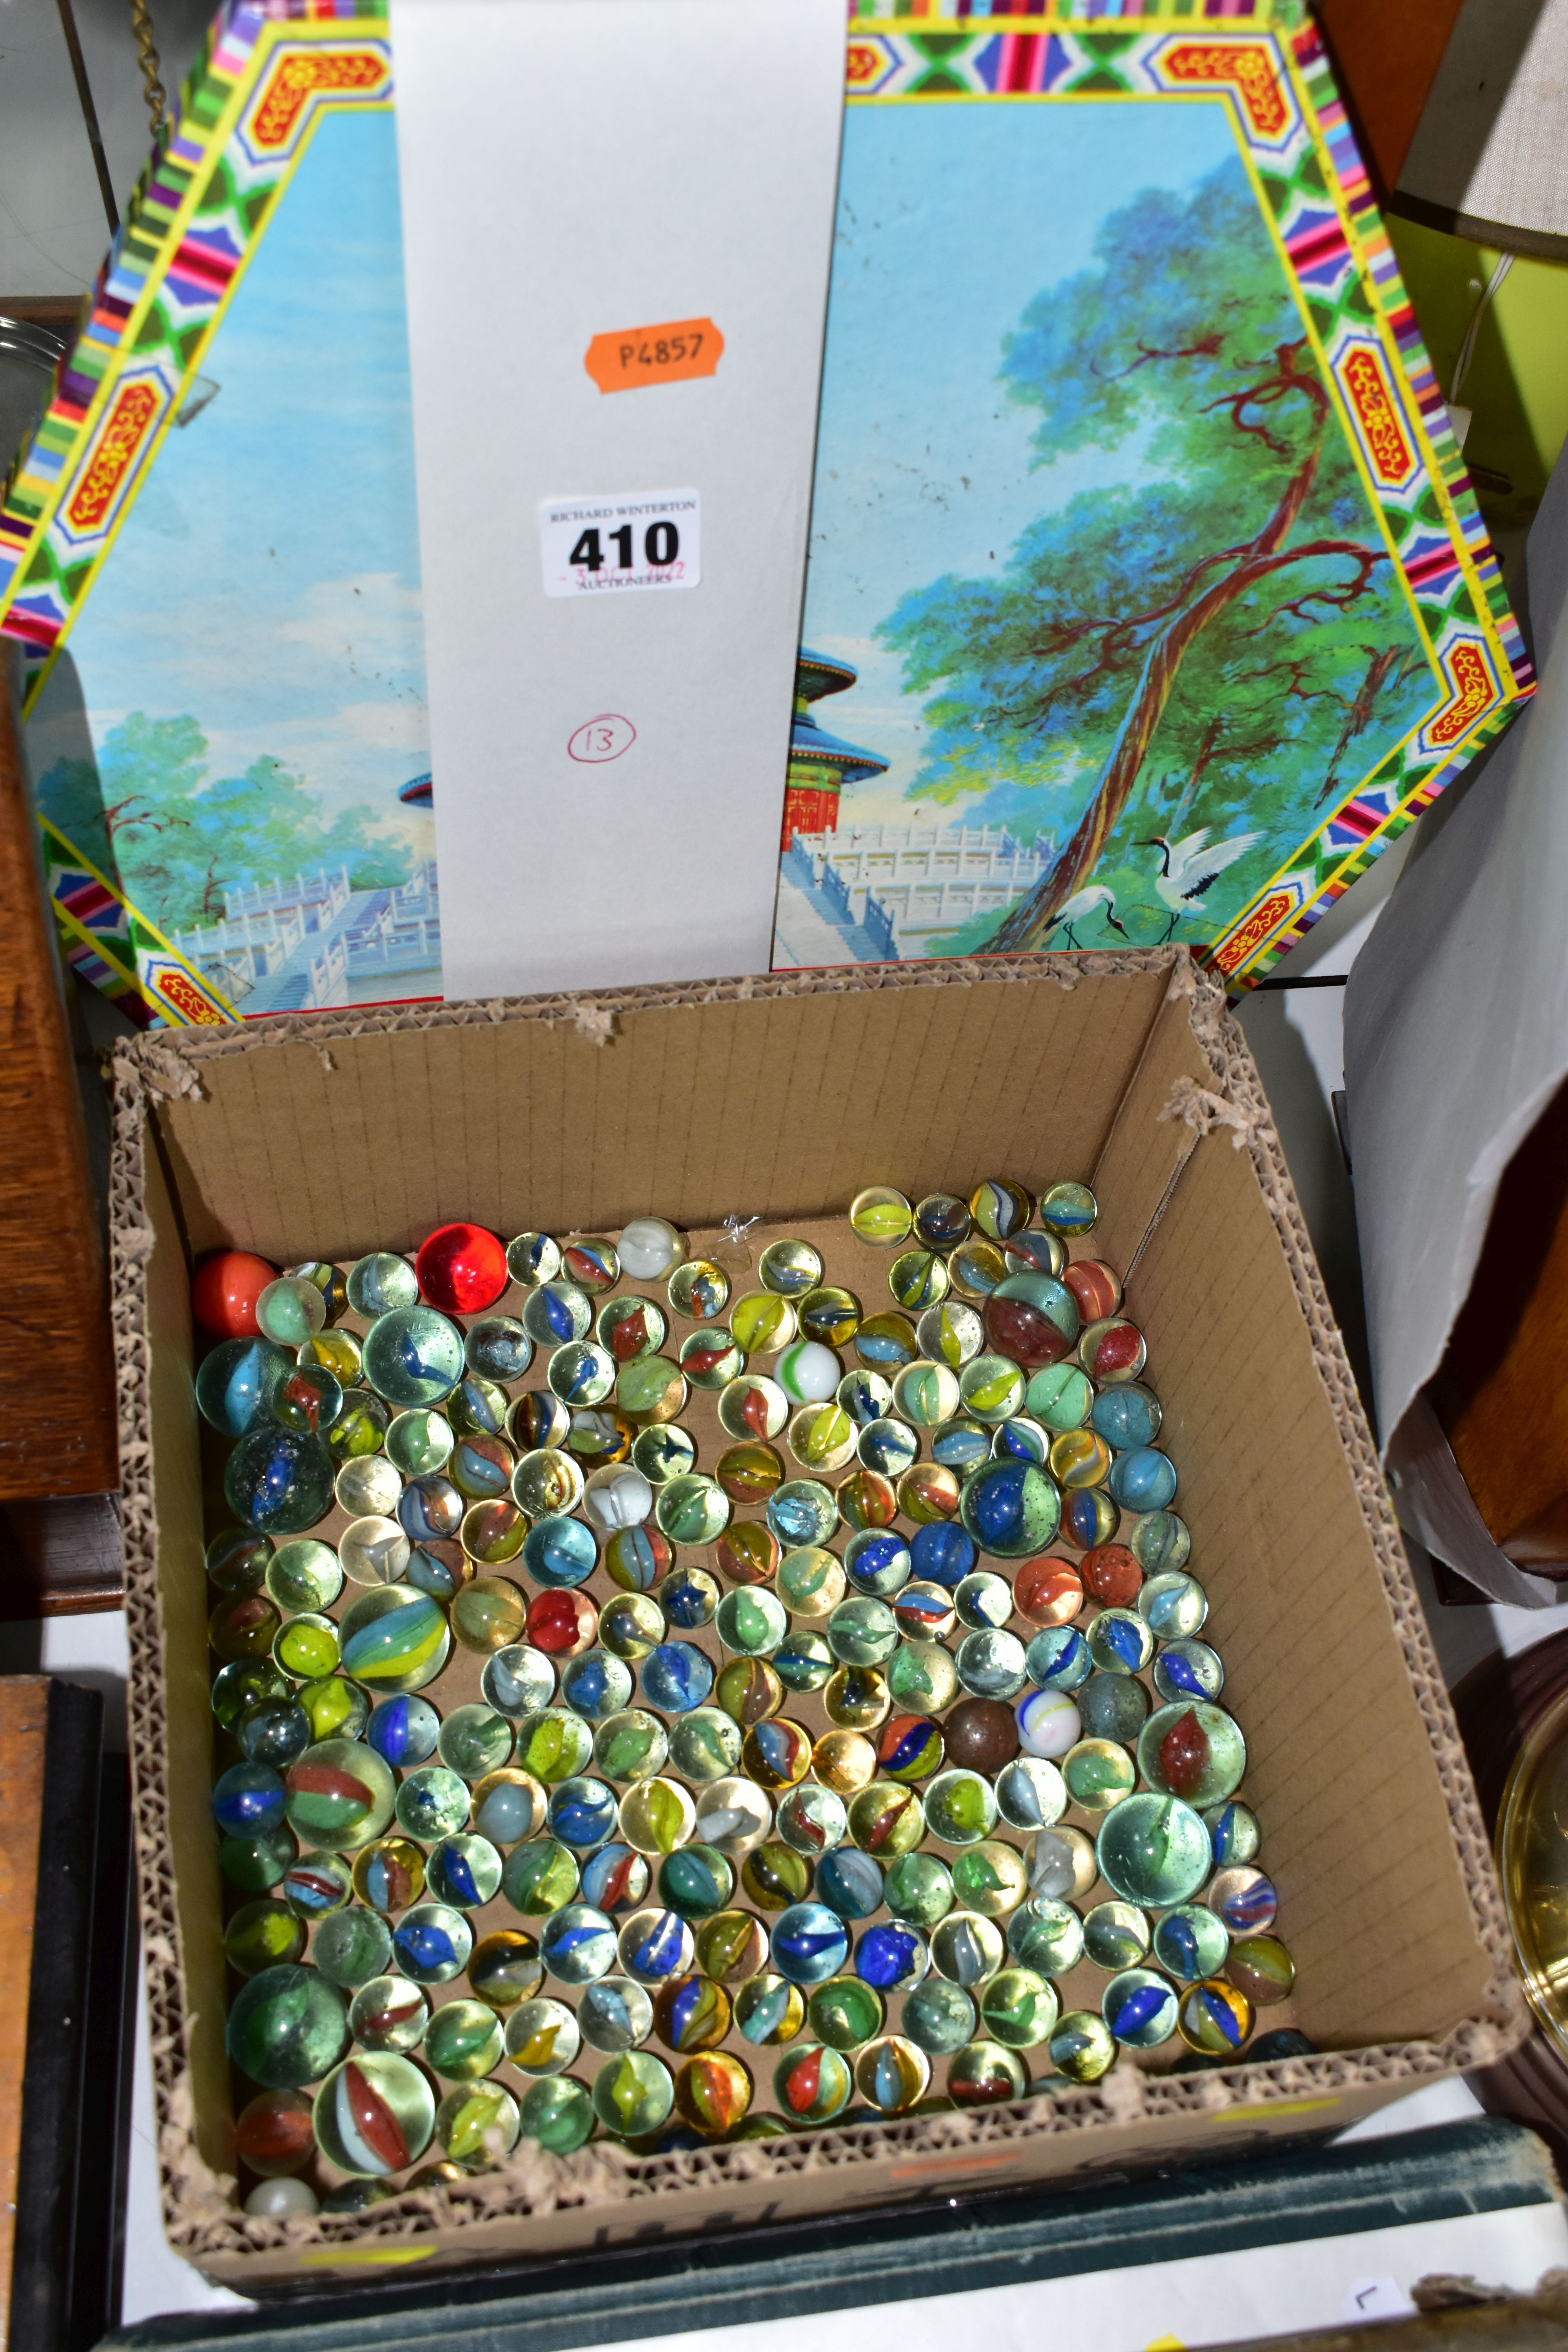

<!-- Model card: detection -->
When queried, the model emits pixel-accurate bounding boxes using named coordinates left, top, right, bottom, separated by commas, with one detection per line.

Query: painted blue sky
left=801, top=93, right=1242, bottom=832
left=27, top=106, right=432, bottom=858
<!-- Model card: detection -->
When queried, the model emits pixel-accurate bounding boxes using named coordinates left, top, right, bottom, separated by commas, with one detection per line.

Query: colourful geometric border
left=0, top=0, right=394, bottom=1025
left=0, top=0, right=1531, bottom=1015
left=837, top=6, right=1532, bottom=990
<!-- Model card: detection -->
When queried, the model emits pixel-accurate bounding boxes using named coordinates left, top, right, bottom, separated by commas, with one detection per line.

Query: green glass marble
left=361, top=1304, right=465, bottom=1407
left=950, top=1840, right=1028, bottom=1918
left=667, top=1708, right=742, bottom=1783
left=595, top=1709, right=670, bottom=1785
left=297, top=1674, right=371, bottom=1742
left=884, top=1851, right=955, bottom=1929
left=285, top=1740, right=396, bottom=1853
left=272, top=1611, right=341, bottom=1682
left=385, top=1408, right=454, bottom=1477
left=501, top=1838, right=580, bottom=1916
left=618, top=1357, right=689, bottom=1422
left=826, top=1597, right=898, bottom=1668
left=619, top=1777, right=697, bottom=1858
left=220, top=1826, right=296, bottom=1893
left=1227, top=1934, right=1295, bottom=2007
left=394, top=1766, right=471, bottom=1841
left=1128, top=1508, right=1191, bottom=1575
left=922, top=1769, right=998, bottom=1847
left=437, top=1703, right=514, bottom=1782
left=436, top=2080, right=520, bottom=2167
left=1024, top=1362, right=1094, bottom=1431
left=654, top=1473, right=730, bottom=1546
left=958, top=1354, right=1027, bottom=1426
left=774, top=1627, right=836, bottom=1695
left=266, top=1540, right=343, bottom=1615
left=741, top=1842, right=812, bottom=1912
left=514, top=1708, right=594, bottom=1784
left=1096, top=1792, right=1211, bottom=1907
left=592, top=2051, right=674, bottom=2138
left=1081, top=1901, right=1151, bottom=1971
left=237, top=1696, right=312, bottom=1771
left=327, top=1389, right=393, bottom=1465
left=1138, top=1570, right=1209, bottom=1642
left=733, top=1973, right=805, bottom=2047
left=886, top=1641, right=960, bottom=1717
left=209, top=1592, right=282, bottom=1664
left=979, top=1968, right=1058, bottom=2050
left=599, top=1594, right=664, bottom=1662
left=225, top=1899, right=306, bottom=1977
left=1049, top=2009, right=1117, bottom=2083
left=313, top=2051, right=435, bottom=2175
left=339, top=1584, right=450, bottom=1693
left=226, top=1962, right=348, bottom=2089
left=717, top=1586, right=787, bottom=1658
left=1061, top=1739, right=1137, bottom=1814
left=517, top=2075, right=594, bottom=2153
left=1076, top=1672, right=1150, bottom=1747
left=656, top=1843, right=734, bottom=1922
left=424, top=1998, right=505, bottom=2080
left=808, top=1975, right=883, bottom=2051
left=312, top=1904, right=394, bottom=1988
left=902, top=1978, right=977, bottom=2057
left=1007, top=1896, right=1085, bottom=1977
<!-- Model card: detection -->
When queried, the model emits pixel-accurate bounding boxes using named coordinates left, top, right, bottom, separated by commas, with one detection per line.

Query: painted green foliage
left=879, top=164, right=1432, bottom=949
left=38, top=714, right=414, bottom=933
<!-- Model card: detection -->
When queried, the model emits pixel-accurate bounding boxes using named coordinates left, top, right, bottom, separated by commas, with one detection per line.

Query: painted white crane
left=1138, top=829, right=1262, bottom=941
left=1041, top=884, right=1128, bottom=949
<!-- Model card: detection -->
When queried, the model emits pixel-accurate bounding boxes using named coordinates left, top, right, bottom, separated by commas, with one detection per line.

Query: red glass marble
left=1014, top=1556, right=1084, bottom=1627
left=1062, top=1259, right=1122, bottom=1323
left=1081, top=1544, right=1142, bottom=1608
left=234, top=2087, right=314, bottom=2176
left=192, top=1250, right=278, bottom=1339
left=526, top=1588, right=598, bottom=1657
left=1155, top=1706, right=1211, bottom=1799
left=416, top=1223, right=509, bottom=1315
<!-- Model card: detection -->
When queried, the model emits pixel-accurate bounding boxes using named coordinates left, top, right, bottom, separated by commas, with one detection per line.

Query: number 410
left=570, top=521, right=680, bottom=571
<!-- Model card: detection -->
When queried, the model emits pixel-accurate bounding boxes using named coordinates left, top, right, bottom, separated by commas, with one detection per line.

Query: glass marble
left=709, top=1528, right=777, bottom=1597
left=843, top=1530, right=911, bottom=1602
left=1024, top=1363, right=1094, bottom=1434
left=798, top=1287, right=859, bottom=1348
left=952, top=1571, right=1011, bottom=1634
left=1076, top=1673, right=1150, bottom=1749
left=922, top=1769, right=997, bottom=1848
left=1126, top=1507, right=1191, bottom=1576
left=226, top=1962, right=348, bottom=2089
left=1078, top=1317, right=1147, bottom=1386
left=254, top=1275, right=327, bottom=1351
left=776, top=1782, right=848, bottom=1856
left=1152, top=1903, right=1230, bottom=1983
left=692, top=1777, right=772, bottom=1856
left=287, top=1844, right=355, bottom=1919
left=887, top=1360, right=956, bottom=1431
left=967, top=1178, right=1031, bottom=1243
left=742, top=1842, right=812, bottom=1915
left=224, top=1898, right=306, bottom=1976
left=305, top=1678, right=376, bottom=1749
left=1107, top=1445, right=1178, bottom=1514
left=1027, top=1824, right=1098, bottom=1902
left=218, top=1825, right=296, bottom=1894
left=447, top=1574, right=526, bottom=1652
left=1082, top=1901, right=1151, bottom=1971
left=777, top=1549, right=844, bottom=1623
left=580, top=1844, right=652, bottom=1915
left=396, top=1473, right=461, bottom=1544
left=1005, top=1230, right=1068, bottom=1280
left=270, top=1360, right=345, bottom=1442
left=312, top=2051, right=434, bottom=2177
left=422, top=1998, right=505, bottom=2082
left=595, top=2049, right=678, bottom=2139
left=734, top=1974, right=806, bottom=2047
left=526, top=1589, right=598, bottom=1659
left=1049, top=2009, right=1116, bottom=2083
left=1063, top=1488, right=1120, bottom=1551
left=1049, top=1430, right=1114, bottom=1491
left=380, top=1411, right=452, bottom=1485
left=657, top=1843, right=735, bottom=1922
left=742, top=1718, right=812, bottom=1792
left=854, top=1422, right=918, bottom=1485
left=234, top=2086, right=316, bottom=2178
left=787, top=1403, right=857, bottom=1474
left=853, top=1313, right=919, bottom=1373
left=715, top=1444, right=783, bottom=1509
left=1207, top=1865, right=1277, bottom=1936
left=891, top=1583, right=956, bottom=1644
left=501, top=1838, right=579, bottom=1918
left=1096, top=1791, right=1210, bottom=1906
left=517, top=2075, right=594, bottom=2153
left=845, top=1780, right=924, bottom=1858
left=653, top=1971, right=733, bottom=2052
left=951, top=1840, right=1028, bottom=1919
left=898, top=1464, right=962, bottom=1526
left=837, top=1368, right=895, bottom=1427
left=1204, top=1800, right=1260, bottom=1868
left=668, top=1259, right=729, bottom=1320
left=512, top=1707, right=594, bottom=1785
left=761, top=1478, right=833, bottom=1549
left=346, top=1250, right=419, bottom=1319
left=426, top=1831, right=505, bottom=1909
left=361, top=1305, right=466, bottom=1410
left=501, top=1994, right=582, bottom=2076
left=826, top=1597, right=898, bottom=1668
left=979, top=1970, right=1058, bottom=2052
left=1011, top=1562, right=1082, bottom=1634
left=995, top=1757, right=1068, bottom=1833
left=449, top=1373, right=511, bottom=1441
left=959, top=1459, right=1061, bottom=1559
left=207, top=1528, right=274, bottom=1601
left=509, top=1448, right=585, bottom=1522
left=1153, top=1639, right=1224, bottom=1706
left=619, top=1217, right=682, bottom=1280
left=599, top=1526, right=671, bottom=1596
left=519, top=1279, right=592, bottom=1351
left=760, top=1238, right=824, bottom=1296
left=596, top=1593, right=662, bottom=1662
left=806, top=1975, right=884, bottom=2058
left=888, top=1250, right=949, bottom=1315
left=508, top=1392, right=571, bottom=1453
left=854, top=1922, right=928, bottom=1994
left=537, top=1900, right=619, bottom=1985
left=726, top=1291, right=793, bottom=1358
left=223, top=1425, right=336, bottom=1538
left=213, top=1760, right=287, bottom=1838
left=560, top=1648, right=634, bottom=1724
left=1138, top=1702, right=1247, bottom=1807
left=903, top=1525, right=972, bottom=1595
left=1089, top=1381, right=1161, bottom=1452
left=1035, top=1181, right=1096, bottom=1237
left=285, top=1740, right=395, bottom=1853
left=1136, top=1574, right=1208, bottom=1648
left=472, top=1767, right=548, bottom=1847
left=955, top=1629, right=1028, bottom=1701
left=350, top=1837, right=426, bottom=1913
left=558, top=1236, right=619, bottom=1296
left=1085, top=1608, right=1154, bottom=1677
left=655, top=1473, right=730, bottom=1546
left=312, top=1905, right=394, bottom=1989
left=1178, top=1976, right=1253, bottom=2056
left=1226, top=1933, right=1294, bottom=2005
left=403, top=1541, right=469, bottom=1604
left=395, top=1766, right=471, bottom=1842
left=774, top=2040, right=853, bottom=2123
left=912, top=1303, right=981, bottom=1375
left=436, top=2080, right=521, bottom=2166
left=877, top=1712, right=944, bottom=1782
left=983, top=1276, right=1079, bottom=1374
left=766, top=1901, right=846, bottom=1987
left=680, top=1326, right=744, bottom=1390
left=272, top=1612, right=341, bottom=1682
left=1061, top=1739, right=1136, bottom=1814
left=619, top=1907, right=698, bottom=1985
left=450, top=1433, right=518, bottom=1505
left=823, top=1664, right=889, bottom=1732
left=238, top=1695, right=313, bottom=1772
left=637, top=1642, right=713, bottom=1716
left=886, top=1641, right=960, bottom=1717
left=547, top=1339, right=618, bottom=1407
left=929, top=1911, right=1005, bottom=1988
left=515, top=1517, right=595, bottom=1596
left=339, top=1583, right=450, bottom=1693
left=995, top=1416, right=1052, bottom=1466
left=333, top=1516, right=408, bottom=1591
left=579, top=1974, right=656, bottom=2053
left=1007, top=1896, right=1084, bottom=1978
left=668, top=1709, right=742, bottom=1783
left=475, top=1644, right=553, bottom=1722
left=619, top=1776, right=697, bottom=1858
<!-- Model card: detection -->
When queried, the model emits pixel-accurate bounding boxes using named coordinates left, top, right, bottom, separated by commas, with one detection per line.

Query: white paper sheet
left=390, top=0, right=845, bottom=998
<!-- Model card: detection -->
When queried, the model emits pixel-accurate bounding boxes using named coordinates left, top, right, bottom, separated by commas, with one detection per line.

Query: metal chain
left=128, top=0, right=166, bottom=131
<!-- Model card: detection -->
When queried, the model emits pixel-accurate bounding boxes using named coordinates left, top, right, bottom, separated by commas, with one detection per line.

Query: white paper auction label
left=539, top=488, right=700, bottom=598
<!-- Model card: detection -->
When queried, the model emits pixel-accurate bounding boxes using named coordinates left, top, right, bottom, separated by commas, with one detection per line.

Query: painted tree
left=879, top=163, right=1424, bottom=949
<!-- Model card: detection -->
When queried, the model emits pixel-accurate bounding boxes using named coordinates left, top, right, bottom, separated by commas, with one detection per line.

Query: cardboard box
left=110, top=949, right=1523, bottom=2288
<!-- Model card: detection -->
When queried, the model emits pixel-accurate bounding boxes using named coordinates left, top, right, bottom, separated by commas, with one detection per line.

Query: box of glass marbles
left=105, top=949, right=1523, bottom=2287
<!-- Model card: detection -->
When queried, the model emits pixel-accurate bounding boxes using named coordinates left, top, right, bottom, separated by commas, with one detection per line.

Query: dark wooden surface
left=1315, top=0, right=1468, bottom=203
left=0, top=648, right=118, bottom=1508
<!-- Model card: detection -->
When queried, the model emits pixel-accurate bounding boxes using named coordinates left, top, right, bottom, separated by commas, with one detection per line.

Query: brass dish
left=1497, top=1679, right=1568, bottom=2056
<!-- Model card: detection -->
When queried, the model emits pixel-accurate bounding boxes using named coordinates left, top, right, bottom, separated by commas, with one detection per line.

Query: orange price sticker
left=584, top=317, right=724, bottom=394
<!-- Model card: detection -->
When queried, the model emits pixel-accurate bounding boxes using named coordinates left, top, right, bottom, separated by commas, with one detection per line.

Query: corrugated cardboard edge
left=106, top=951, right=1526, bottom=2267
